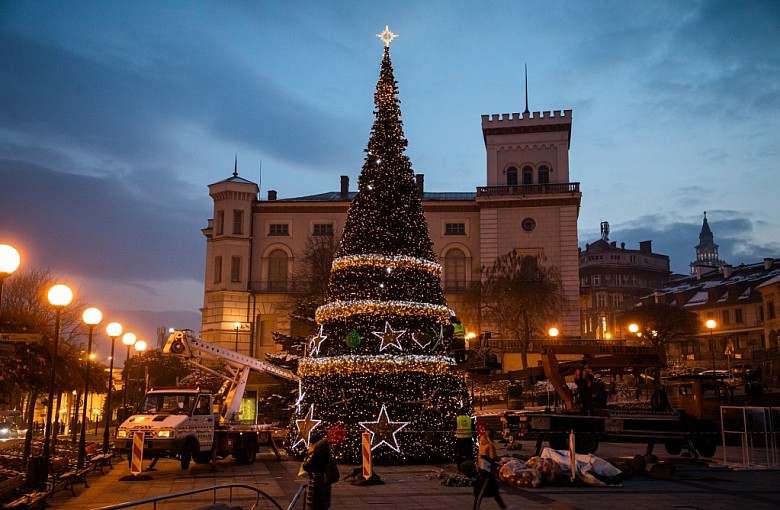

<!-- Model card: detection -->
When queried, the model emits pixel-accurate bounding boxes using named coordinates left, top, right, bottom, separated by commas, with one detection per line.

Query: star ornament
left=308, top=325, right=327, bottom=355
left=373, top=321, right=406, bottom=351
left=294, top=404, right=321, bottom=448
left=359, top=404, right=409, bottom=452
left=376, top=25, right=398, bottom=47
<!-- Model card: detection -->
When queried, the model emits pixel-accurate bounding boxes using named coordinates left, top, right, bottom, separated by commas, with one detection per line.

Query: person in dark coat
left=302, top=432, right=333, bottom=510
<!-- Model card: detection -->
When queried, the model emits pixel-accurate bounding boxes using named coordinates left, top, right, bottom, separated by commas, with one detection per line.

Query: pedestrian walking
left=301, top=432, right=335, bottom=510
left=473, top=422, right=513, bottom=510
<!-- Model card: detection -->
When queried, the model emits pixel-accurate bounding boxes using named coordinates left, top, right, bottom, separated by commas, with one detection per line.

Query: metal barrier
left=93, top=483, right=300, bottom=510
left=719, top=406, right=779, bottom=469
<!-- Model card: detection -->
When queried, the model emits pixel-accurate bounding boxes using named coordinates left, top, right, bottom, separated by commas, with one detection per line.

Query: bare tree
left=620, top=302, right=700, bottom=365
left=476, top=251, right=568, bottom=369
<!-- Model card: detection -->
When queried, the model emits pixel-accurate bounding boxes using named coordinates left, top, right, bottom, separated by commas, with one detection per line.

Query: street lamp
left=43, top=283, right=73, bottom=482
left=0, top=244, right=21, bottom=313
left=131, top=339, right=147, bottom=405
left=121, top=332, right=137, bottom=414
left=234, top=322, right=241, bottom=351
left=77, top=307, right=101, bottom=468
left=706, top=319, right=717, bottom=372
left=103, top=322, right=122, bottom=452
left=548, top=327, right=559, bottom=340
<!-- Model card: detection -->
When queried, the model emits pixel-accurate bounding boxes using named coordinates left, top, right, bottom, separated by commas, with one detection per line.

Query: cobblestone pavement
left=40, top=439, right=780, bottom=510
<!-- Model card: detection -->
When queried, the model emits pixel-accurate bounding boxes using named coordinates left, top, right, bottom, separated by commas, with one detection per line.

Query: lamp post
left=121, top=333, right=137, bottom=412
left=43, top=283, right=73, bottom=482
left=234, top=322, right=241, bottom=352
left=130, top=339, right=147, bottom=406
left=103, top=322, right=122, bottom=452
left=706, top=319, right=717, bottom=372
left=0, top=244, right=21, bottom=313
left=77, top=307, right=101, bottom=468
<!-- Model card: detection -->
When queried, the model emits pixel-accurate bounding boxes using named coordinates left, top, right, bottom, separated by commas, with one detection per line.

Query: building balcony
left=476, top=182, right=580, bottom=197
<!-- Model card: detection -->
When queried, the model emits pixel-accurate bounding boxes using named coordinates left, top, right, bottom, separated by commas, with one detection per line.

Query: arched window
left=538, top=165, right=550, bottom=184
left=522, top=166, right=533, bottom=185
left=444, top=249, right=467, bottom=292
left=506, top=166, right=518, bottom=186
left=267, top=249, right=288, bottom=292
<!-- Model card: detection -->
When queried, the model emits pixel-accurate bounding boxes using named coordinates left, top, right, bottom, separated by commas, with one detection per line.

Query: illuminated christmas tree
left=286, top=27, right=470, bottom=464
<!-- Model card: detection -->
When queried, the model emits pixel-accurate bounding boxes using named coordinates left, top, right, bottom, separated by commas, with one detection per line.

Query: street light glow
left=0, top=244, right=21, bottom=275
left=706, top=319, right=716, bottom=330
left=122, top=332, right=137, bottom=347
left=134, top=339, right=147, bottom=352
left=106, top=322, right=123, bottom=338
left=47, top=284, right=73, bottom=307
left=548, top=327, right=559, bottom=338
left=82, top=307, right=102, bottom=326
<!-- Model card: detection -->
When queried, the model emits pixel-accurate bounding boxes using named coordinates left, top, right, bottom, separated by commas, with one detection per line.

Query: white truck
left=116, top=330, right=298, bottom=469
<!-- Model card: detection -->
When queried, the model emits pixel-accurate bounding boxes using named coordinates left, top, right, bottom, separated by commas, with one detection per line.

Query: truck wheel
left=664, top=440, right=684, bottom=456
left=575, top=433, right=599, bottom=454
left=693, top=436, right=717, bottom=458
left=180, top=440, right=196, bottom=470
left=193, top=450, right=213, bottom=464
left=236, top=437, right=258, bottom=465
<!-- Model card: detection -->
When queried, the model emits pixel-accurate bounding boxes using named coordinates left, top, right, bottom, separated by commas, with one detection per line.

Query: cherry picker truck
left=116, top=330, right=299, bottom=469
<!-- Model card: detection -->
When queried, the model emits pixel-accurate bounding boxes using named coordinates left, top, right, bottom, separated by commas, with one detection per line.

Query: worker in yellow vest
left=455, top=406, right=473, bottom=471
left=451, top=316, right=467, bottom=364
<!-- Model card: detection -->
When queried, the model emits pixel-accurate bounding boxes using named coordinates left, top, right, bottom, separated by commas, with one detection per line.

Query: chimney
left=416, top=174, right=424, bottom=195
left=764, top=258, right=774, bottom=270
left=639, top=240, right=652, bottom=253
left=723, top=264, right=732, bottom=279
left=340, top=175, right=349, bottom=196
left=267, top=190, right=277, bottom=201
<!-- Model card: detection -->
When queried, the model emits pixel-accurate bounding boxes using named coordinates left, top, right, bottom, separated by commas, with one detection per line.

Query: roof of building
left=645, top=259, right=780, bottom=309
left=275, top=191, right=477, bottom=202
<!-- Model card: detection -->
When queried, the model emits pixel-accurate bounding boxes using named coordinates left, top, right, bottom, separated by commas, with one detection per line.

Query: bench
left=49, top=457, right=89, bottom=497
left=0, top=488, right=49, bottom=510
left=87, top=452, right=114, bottom=475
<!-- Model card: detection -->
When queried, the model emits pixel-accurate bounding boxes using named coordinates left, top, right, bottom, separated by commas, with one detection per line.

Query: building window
left=444, top=249, right=467, bottom=291
left=232, top=210, right=243, bottom=235
left=596, top=293, right=607, bottom=308
left=770, top=302, right=776, bottom=319
left=269, top=224, right=289, bottom=236
left=538, top=165, right=550, bottom=184
left=445, top=223, right=466, bottom=235
left=216, top=210, right=224, bottom=235
left=267, top=249, right=288, bottom=292
left=735, top=308, right=743, bottom=324
left=522, top=166, right=533, bottom=185
left=506, top=166, right=518, bottom=186
left=592, top=274, right=601, bottom=286
left=213, top=256, right=222, bottom=284
left=521, top=217, right=536, bottom=232
left=721, top=309, right=730, bottom=325
left=612, top=293, right=623, bottom=307
left=230, top=256, right=241, bottom=283
left=313, top=223, right=334, bottom=236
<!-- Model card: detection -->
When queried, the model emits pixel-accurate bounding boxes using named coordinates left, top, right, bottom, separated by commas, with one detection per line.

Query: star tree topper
left=359, top=404, right=409, bottom=452
left=376, top=25, right=398, bottom=47
left=373, top=321, right=406, bottom=351
left=294, top=404, right=321, bottom=448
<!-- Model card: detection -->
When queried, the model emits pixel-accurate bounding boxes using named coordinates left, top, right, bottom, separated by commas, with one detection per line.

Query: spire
left=233, top=155, right=238, bottom=177
left=523, top=63, right=530, bottom=115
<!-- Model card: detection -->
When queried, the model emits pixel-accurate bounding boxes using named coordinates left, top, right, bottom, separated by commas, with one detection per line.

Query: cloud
left=0, top=159, right=205, bottom=281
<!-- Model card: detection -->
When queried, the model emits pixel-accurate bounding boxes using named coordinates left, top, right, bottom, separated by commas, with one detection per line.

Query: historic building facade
left=579, top=221, right=671, bottom=340
left=200, top=109, right=582, bottom=371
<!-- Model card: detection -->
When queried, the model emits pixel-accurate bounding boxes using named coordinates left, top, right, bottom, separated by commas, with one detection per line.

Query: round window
left=521, top=218, right=536, bottom=232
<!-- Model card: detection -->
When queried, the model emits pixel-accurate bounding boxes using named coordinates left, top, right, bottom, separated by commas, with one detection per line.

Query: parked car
left=0, top=422, right=19, bottom=439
